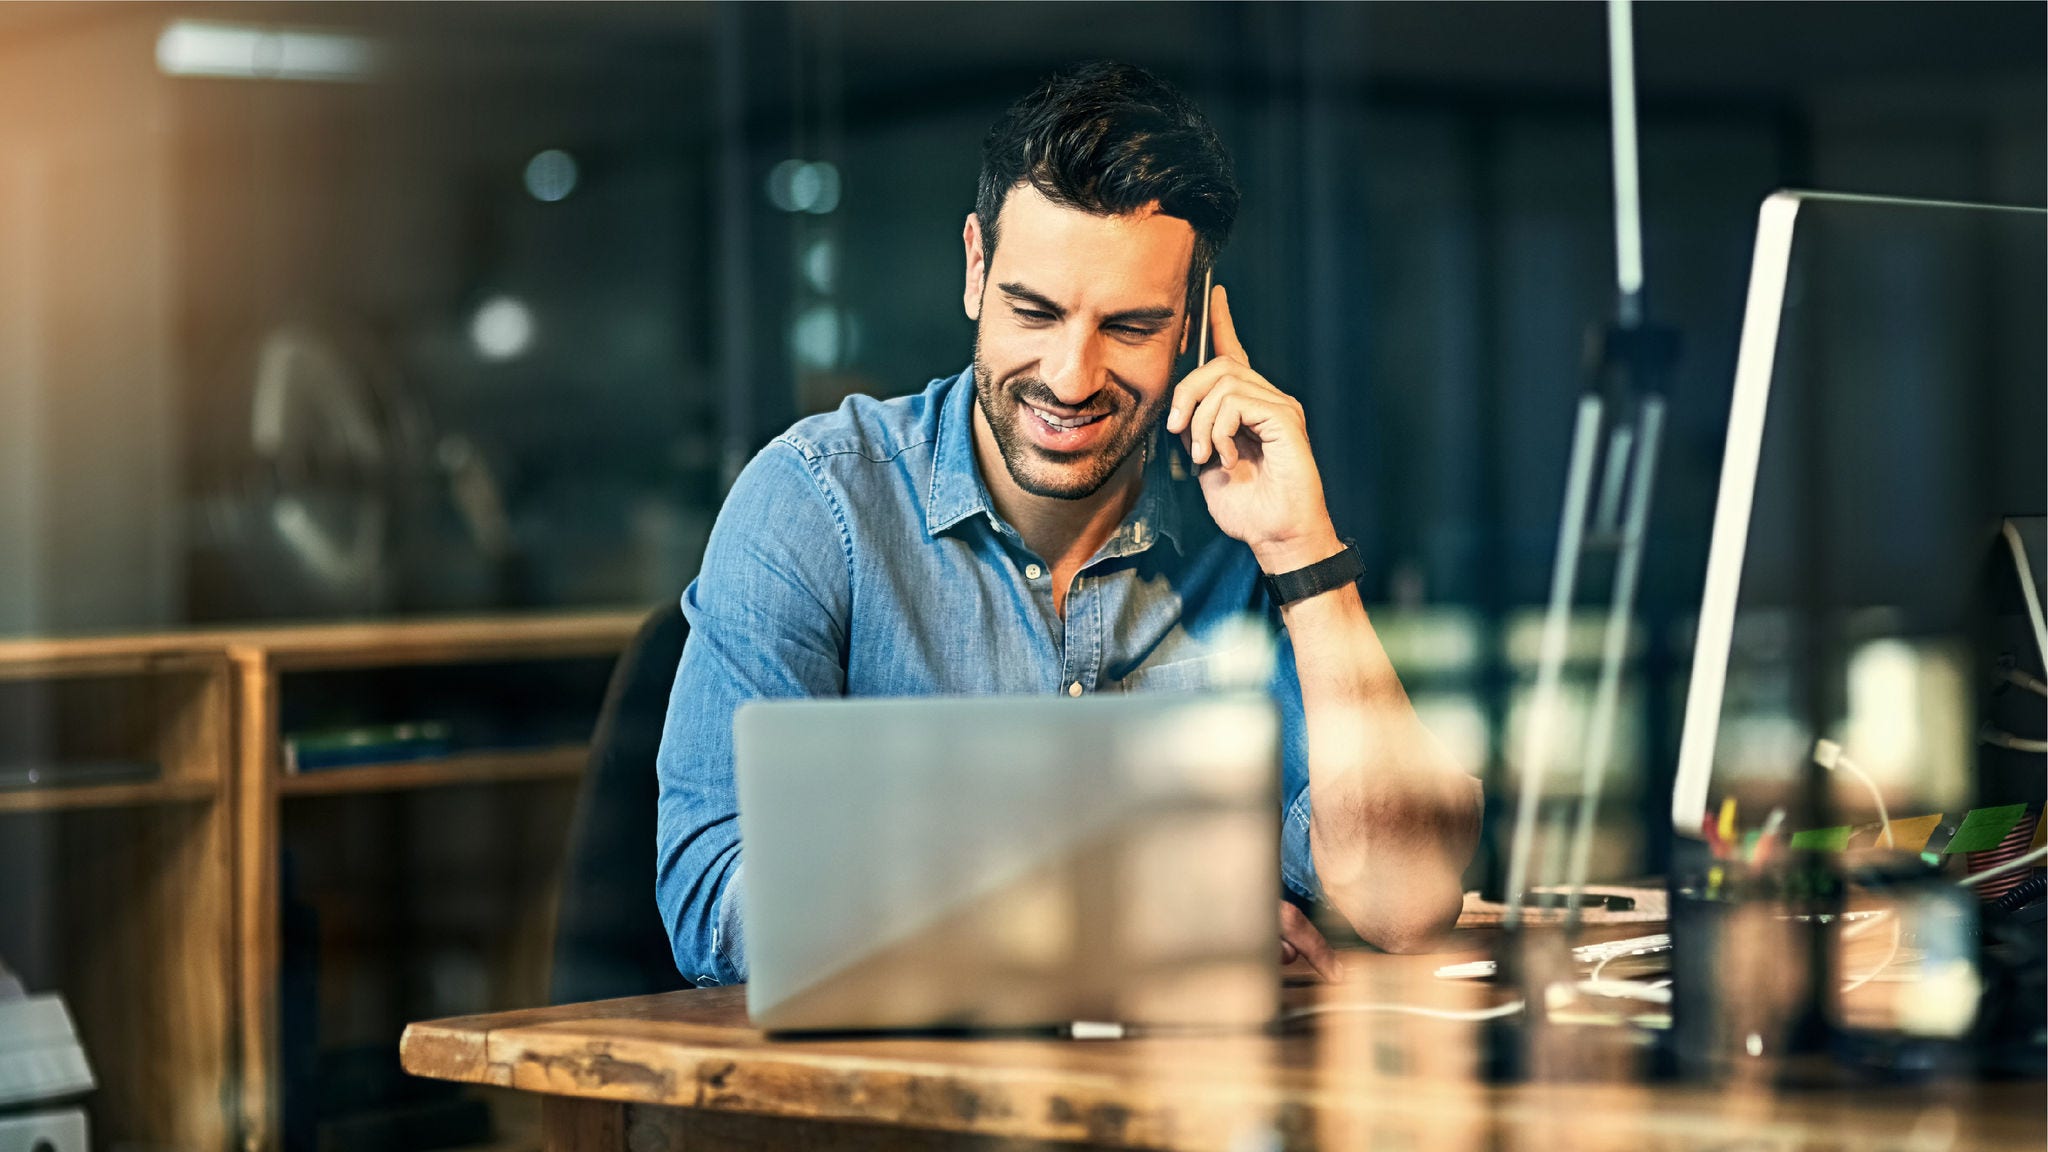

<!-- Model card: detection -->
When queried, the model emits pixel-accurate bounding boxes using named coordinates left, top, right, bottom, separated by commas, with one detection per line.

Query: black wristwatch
left=1262, top=540, right=1364, bottom=607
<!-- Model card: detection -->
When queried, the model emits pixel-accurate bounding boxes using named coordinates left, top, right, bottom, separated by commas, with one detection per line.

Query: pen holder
left=1668, top=838, right=1842, bottom=1084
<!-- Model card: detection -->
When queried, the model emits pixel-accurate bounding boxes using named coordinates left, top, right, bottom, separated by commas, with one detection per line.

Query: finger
left=1214, top=392, right=1303, bottom=469
left=1213, top=397, right=1243, bottom=468
left=1210, top=284, right=1250, bottom=368
left=1279, top=939, right=1300, bottom=965
left=1166, top=356, right=1237, bottom=435
left=1280, top=903, right=1346, bottom=984
left=1185, top=376, right=1238, bottom=466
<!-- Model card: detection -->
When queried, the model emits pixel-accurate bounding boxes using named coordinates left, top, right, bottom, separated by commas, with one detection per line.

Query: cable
left=1959, top=845, right=2048, bottom=889
left=1279, top=999, right=1527, bottom=1024
left=1812, top=739, right=1892, bottom=847
left=2000, top=666, right=2048, bottom=698
left=1980, top=726, right=2048, bottom=754
left=1575, top=979, right=1671, bottom=1005
left=1992, top=872, right=2047, bottom=914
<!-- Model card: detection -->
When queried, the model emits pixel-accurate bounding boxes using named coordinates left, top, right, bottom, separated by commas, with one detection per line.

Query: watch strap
left=1262, top=540, right=1364, bottom=607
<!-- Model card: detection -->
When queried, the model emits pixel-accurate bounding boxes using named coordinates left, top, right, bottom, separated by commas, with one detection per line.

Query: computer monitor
left=1674, top=192, right=2047, bottom=835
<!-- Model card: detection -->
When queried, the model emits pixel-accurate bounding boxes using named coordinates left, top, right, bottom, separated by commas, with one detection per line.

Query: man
left=657, top=61, right=1481, bottom=989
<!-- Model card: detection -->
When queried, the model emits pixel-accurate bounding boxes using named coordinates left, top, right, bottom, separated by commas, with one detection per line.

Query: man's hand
left=1279, top=899, right=1345, bottom=983
left=1165, top=284, right=1341, bottom=574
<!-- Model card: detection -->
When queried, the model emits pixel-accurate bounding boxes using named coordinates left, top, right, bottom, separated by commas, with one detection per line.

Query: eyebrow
left=997, top=282, right=1176, bottom=328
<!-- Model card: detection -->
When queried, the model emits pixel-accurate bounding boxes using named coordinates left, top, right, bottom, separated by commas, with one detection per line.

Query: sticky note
left=1882, top=813, right=1944, bottom=853
left=1790, top=826, right=1853, bottom=851
left=1944, top=804, right=2029, bottom=854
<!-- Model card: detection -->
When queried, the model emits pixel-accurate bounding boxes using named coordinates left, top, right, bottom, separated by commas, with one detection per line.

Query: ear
left=962, top=213, right=987, bottom=322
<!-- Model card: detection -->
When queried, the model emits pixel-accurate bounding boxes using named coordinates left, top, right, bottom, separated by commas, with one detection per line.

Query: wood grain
left=0, top=776, right=216, bottom=813
left=403, top=948, right=2048, bottom=1152
left=0, top=609, right=644, bottom=672
left=234, top=654, right=281, bottom=1152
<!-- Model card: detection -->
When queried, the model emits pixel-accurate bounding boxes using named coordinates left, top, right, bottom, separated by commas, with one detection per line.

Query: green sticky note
left=1944, top=804, right=2029, bottom=854
left=1790, top=826, right=1853, bottom=851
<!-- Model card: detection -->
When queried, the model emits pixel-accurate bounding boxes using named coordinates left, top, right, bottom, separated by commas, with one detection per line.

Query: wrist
left=1252, top=526, right=1344, bottom=575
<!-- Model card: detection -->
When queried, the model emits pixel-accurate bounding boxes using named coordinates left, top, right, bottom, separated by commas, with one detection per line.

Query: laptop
left=734, top=692, right=1281, bottom=1033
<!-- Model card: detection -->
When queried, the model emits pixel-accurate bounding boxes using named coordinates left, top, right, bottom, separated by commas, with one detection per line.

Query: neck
left=970, top=399, right=1144, bottom=573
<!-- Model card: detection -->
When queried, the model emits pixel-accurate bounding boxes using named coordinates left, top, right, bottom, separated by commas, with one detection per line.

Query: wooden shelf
left=275, top=745, right=588, bottom=797
left=0, top=776, right=217, bottom=814
left=0, top=608, right=644, bottom=676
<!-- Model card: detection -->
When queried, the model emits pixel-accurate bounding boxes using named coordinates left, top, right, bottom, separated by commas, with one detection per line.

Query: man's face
left=965, top=185, right=1195, bottom=500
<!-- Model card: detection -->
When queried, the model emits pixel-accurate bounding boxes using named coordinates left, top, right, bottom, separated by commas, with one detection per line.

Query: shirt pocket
left=1117, top=656, right=1214, bottom=694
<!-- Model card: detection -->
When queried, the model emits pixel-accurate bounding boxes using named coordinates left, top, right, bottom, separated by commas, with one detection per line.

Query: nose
left=1041, top=327, right=1106, bottom=408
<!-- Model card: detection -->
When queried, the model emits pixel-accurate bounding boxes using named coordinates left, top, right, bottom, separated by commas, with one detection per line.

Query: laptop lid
left=735, top=692, right=1280, bottom=1032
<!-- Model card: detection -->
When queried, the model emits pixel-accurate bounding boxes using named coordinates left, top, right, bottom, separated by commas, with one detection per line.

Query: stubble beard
left=971, top=336, right=1168, bottom=502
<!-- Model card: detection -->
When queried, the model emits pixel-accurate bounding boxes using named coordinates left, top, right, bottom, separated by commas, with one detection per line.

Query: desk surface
left=401, top=935, right=2045, bottom=1151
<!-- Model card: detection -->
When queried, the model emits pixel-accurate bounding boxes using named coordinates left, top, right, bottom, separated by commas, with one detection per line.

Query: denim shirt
left=655, top=367, right=1322, bottom=986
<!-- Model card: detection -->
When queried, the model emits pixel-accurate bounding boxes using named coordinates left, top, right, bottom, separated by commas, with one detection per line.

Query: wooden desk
left=400, top=938, right=2046, bottom=1151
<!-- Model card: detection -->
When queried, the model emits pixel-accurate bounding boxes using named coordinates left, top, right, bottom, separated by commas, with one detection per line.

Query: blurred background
left=3, top=0, right=2041, bottom=857
left=0, top=4, right=2041, bottom=1149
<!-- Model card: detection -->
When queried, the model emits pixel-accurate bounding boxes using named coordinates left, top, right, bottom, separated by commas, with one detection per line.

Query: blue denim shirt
left=656, top=367, right=1322, bottom=986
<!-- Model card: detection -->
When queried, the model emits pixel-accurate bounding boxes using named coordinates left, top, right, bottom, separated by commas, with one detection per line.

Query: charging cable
left=1812, top=739, right=1892, bottom=847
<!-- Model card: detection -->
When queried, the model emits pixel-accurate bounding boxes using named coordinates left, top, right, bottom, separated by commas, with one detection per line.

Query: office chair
left=549, top=599, right=690, bottom=1004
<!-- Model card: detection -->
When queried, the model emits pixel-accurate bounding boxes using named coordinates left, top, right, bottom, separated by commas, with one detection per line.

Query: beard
left=971, top=337, right=1169, bottom=502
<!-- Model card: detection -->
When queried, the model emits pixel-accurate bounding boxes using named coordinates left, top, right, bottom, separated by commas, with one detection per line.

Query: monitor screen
left=1675, top=193, right=2046, bottom=835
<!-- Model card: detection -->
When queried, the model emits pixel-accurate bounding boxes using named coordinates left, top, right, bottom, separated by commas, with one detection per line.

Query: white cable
left=1575, top=979, right=1672, bottom=1005
left=1958, top=845, right=2048, bottom=889
left=1813, top=739, right=1892, bottom=847
left=1981, top=727, right=2048, bottom=754
left=1590, top=950, right=1618, bottom=983
left=2001, top=667, right=2048, bottom=697
left=1280, top=999, right=1526, bottom=1024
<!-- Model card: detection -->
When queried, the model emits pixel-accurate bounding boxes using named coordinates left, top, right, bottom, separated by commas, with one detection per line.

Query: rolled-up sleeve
left=656, top=438, right=850, bottom=985
left=1270, top=627, right=1324, bottom=905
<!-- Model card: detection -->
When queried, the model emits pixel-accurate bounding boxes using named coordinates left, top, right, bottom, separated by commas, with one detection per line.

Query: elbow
left=1320, top=772, right=1483, bottom=954
left=1360, top=875, right=1467, bottom=954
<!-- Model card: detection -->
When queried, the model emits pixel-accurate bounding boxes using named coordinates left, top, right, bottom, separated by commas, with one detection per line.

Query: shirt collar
left=924, top=366, right=997, bottom=538
left=924, top=366, right=1186, bottom=558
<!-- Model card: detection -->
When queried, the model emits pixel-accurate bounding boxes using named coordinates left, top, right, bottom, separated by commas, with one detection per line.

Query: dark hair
left=976, top=61, right=1239, bottom=318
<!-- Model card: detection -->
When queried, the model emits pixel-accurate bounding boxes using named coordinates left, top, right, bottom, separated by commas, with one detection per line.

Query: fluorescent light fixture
left=156, top=19, right=380, bottom=81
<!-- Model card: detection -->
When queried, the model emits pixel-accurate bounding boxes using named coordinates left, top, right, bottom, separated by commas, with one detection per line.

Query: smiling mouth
left=1024, top=403, right=1110, bottom=431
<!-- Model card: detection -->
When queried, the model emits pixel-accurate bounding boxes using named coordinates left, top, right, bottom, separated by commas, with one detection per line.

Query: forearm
left=1262, top=534, right=1482, bottom=952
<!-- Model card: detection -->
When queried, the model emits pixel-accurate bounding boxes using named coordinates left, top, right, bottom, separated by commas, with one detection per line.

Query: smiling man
left=656, top=61, right=1481, bottom=988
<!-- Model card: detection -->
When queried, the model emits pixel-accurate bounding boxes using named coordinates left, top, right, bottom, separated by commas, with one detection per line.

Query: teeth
left=1028, top=405, right=1105, bottom=430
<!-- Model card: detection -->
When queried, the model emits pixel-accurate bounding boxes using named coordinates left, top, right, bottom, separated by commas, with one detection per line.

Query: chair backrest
left=550, top=599, right=689, bottom=1004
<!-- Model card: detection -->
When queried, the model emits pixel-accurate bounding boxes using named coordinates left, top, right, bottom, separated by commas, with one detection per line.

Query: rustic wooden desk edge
left=400, top=987, right=2048, bottom=1152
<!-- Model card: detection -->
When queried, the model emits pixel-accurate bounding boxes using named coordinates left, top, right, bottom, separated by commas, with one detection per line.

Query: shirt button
left=1068, top=681, right=1083, bottom=697
left=1025, top=563, right=1043, bottom=579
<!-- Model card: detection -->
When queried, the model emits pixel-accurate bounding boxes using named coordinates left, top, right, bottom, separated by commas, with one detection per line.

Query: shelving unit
left=0, top=610, right=645, bottom=1152
left=225, top=612, right=642, bottom=1152
left=0, top=640, right=236, bottom=1152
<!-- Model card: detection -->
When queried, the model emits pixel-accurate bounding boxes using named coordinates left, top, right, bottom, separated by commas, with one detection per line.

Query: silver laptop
left=734, top=692, right=1281, bottom=1033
